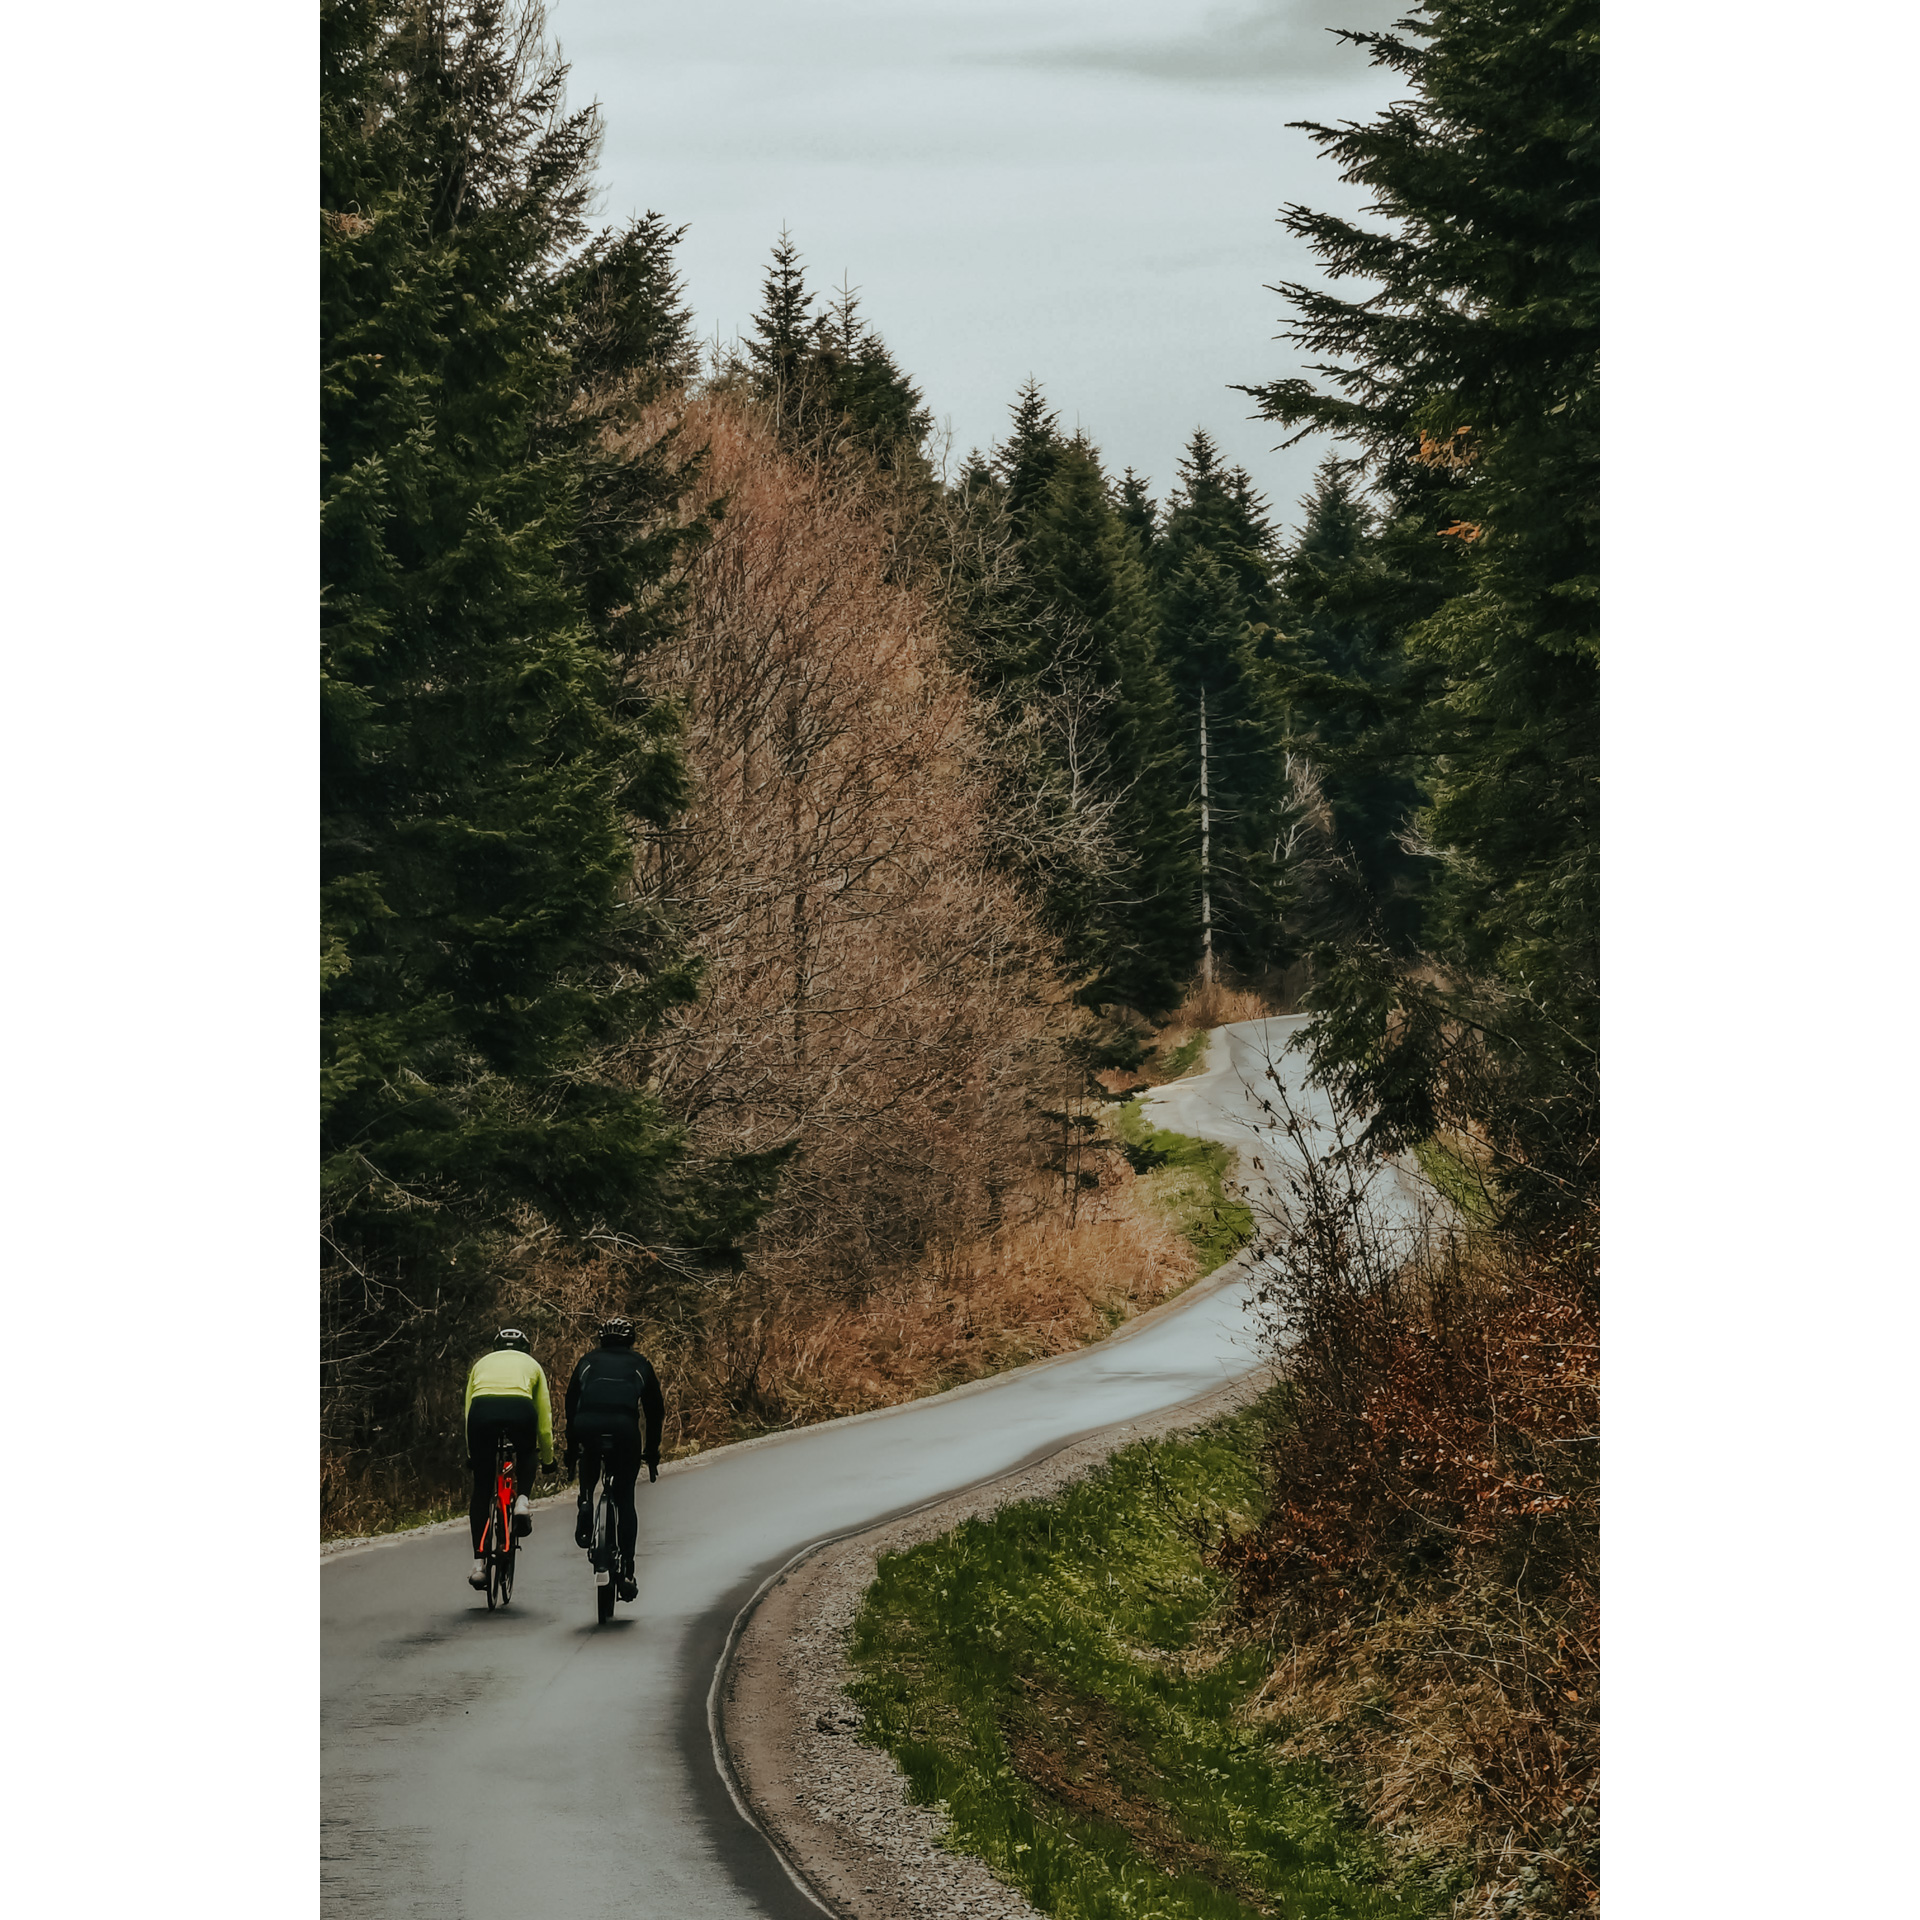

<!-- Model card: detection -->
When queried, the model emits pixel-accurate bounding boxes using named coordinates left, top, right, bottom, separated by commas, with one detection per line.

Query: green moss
left=849, top=1406, right=1452, bottom=1919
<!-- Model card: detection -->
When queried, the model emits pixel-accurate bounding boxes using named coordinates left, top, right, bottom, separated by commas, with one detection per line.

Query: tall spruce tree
left=1268, top=456, right=1429, bottom=949
left=1116, top=468, right=1159, bottom=565
left=1155, top=431, right=1294, bottom=979
left=743, top=235, right=932, bottom=470
left=996, top=379, right=1069, bottom=533
left=1022, top=436, right=1195, bottom=1011
left=321, top=0, right=771, bottom=1472
left=1242, top=0, right=1599, bottom=1199
left=936, top=388, right=1195, bottom=1012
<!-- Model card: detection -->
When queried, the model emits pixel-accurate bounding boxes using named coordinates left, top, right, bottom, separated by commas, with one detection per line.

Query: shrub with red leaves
left=1221, top=1093, right=1598, bottom=1913
left=1231, top=1220, right=1596, bottom=1616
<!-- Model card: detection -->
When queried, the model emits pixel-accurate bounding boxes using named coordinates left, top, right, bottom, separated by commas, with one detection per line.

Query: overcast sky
left=550, top=0, right=1406, bottom=533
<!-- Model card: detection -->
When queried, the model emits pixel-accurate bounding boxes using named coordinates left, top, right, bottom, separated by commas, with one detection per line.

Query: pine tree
left=1155, top=431, right=1294, bottom=978
left=1115, top=468, right=1159, bottom=565
left=995, top=379, right=1067, bottom=533
left=1268, top=456, right=1429, bottom=949
left=1241, top=0, right=1599, bottom=1197
left=935, top=389, right=1196, bottom=1012
left=321, top=2, right=769, bottom=1471
left=743, top=240, right=932, bottom=471
left=815, top=281, right=935, bottom=469
left=744, top=226, right=821, bottom=430
left=1021, top=439, right=1195, bottom=1010
left=1158, top=431, right=1280, bottom=625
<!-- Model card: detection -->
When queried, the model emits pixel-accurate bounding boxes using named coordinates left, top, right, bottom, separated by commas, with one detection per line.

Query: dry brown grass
left=1172, top=980, right=1278, bottom=1030
left=1109, top=978, right=1284, bottom=1095
left=658, top=1168, right=1201, bottom=1449
left=1244, top=1588, right=1596, bottom=1911
left=321, top=1156, right=1205, bottom=1537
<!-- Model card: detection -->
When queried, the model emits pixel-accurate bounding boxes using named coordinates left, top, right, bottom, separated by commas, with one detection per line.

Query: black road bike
left=586, top=1454, right=623, bottom=1624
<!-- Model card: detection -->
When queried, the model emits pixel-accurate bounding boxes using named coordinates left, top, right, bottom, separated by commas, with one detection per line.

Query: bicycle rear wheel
left=498, top=1539, right=515, bottom=1607
left=594, top=1490, right=615, bottom=1623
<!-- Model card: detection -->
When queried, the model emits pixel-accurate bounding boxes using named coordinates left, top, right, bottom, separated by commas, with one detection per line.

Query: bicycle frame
left=494, top=1436, right=518, bottom=1551
left=592, top=1461, right=616, bottom=1580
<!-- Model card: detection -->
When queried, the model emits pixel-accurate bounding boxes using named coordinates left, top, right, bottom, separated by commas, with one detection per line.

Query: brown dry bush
left=1220, top=1089, right=1598, bottom=1916
left=616, top=393, right=1069, bottom=1301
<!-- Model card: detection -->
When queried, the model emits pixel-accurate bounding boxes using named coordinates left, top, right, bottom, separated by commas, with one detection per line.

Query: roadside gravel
left=719, top=1369, right=1272, bottom=1920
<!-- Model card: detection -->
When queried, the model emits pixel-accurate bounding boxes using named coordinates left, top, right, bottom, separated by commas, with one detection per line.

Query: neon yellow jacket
left=463, top=1350, right=555, bottom=1464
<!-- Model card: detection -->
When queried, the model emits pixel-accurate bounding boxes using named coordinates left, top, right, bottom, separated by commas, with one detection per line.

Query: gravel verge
left=718, top=1368, right=1274, bottom=1920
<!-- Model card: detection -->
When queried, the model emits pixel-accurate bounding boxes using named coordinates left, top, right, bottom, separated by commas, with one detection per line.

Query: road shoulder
left=718, top=1370, right=1272, bottom=1920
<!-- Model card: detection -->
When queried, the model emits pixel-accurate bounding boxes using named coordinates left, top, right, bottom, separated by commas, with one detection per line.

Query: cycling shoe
left=616, top=1572, right=638, bottom=1603
left=574, top=1506, right=592, bottom=1549
left=468, top=1559, right=487, bottom=1590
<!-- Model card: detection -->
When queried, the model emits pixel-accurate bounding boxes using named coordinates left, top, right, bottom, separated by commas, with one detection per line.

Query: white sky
left=550, top=0, right=1406, bottom=533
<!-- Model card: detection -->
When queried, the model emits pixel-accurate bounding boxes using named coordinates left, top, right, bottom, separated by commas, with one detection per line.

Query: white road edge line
left=702, top=1382, right=1258, bottom=1920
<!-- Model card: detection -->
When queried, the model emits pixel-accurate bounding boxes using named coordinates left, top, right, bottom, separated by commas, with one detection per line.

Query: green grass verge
left=1157, top=1029, right=1210, bottom=1079
left=848, top=1406, right=1452, bottom=1919
left=1113, top=1106, right=1253, bottom=1276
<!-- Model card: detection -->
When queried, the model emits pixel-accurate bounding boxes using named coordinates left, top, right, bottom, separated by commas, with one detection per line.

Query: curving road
left=321, top=1017, right=1408, bottom=1917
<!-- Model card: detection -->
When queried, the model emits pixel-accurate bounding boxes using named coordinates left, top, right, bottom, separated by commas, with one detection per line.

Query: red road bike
left=477, top=1434, right=519, bottom=1610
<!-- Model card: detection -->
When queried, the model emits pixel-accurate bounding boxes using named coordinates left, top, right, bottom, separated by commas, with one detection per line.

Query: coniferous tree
left=321, top=1, right=771, bottom=1473
left=1115, top=468, right=1160, bottom=568
left=936, top=388, right=1197, bottom=1012
left=814, top=282, right=935, bottom=470
left=744, top=226, right=819, bottom=429
left=996, top=379, right=1069, bottom=533
left=1268, top=456, right=1429, bottom=949
left=1242, top=0, right=1599, bottom=1198
left=743, top=235, right=932, bottom=471
left=1022, top=438, right=1195, bottom=1010
left=1155, top=431, right=1295, bottom=979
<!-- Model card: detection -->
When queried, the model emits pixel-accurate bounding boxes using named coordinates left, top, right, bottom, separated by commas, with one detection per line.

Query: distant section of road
left=1139, top=1012, right=1424, bottom=1219
left=320, top=1017, right=1398, bottom=1918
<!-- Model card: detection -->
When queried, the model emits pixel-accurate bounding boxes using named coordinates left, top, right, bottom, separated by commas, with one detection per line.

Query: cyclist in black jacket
left=565, top=1316, right=665, bottom=1602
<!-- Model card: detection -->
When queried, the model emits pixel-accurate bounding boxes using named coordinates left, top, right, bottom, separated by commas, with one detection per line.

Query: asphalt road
left=321, top=1016, right=1410, bottom=1917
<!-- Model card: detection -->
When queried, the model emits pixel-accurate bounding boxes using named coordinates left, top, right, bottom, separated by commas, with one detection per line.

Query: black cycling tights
left=467, top=1398, right=538, bottom=1554
left=576, top=1425, right=642, bottom=1566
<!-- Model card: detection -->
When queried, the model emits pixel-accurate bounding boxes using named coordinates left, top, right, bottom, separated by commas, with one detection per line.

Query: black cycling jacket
left=565, top=1343, right=665, bottom=1465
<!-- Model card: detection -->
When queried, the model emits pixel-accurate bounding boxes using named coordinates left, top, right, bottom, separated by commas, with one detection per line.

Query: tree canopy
left=1243, top=0, right=1600, bottom=1202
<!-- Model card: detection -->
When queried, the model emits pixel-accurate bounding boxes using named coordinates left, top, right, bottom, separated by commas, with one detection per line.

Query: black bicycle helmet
left=599, top=1315, right=634, bottom=1344
left=494, top=1327, right=532, bottom=1353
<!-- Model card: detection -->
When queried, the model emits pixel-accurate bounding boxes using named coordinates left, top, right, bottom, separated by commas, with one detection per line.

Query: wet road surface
left=321, top=1017, right=1407, bottom=1916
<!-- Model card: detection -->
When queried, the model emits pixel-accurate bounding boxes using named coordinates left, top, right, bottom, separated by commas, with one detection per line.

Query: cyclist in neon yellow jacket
left=462, top=1329, right=556, bottom=1590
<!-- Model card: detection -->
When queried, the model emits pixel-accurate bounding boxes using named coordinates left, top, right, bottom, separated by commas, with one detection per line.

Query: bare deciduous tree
left=618, top=396, right=1068, bottom=1297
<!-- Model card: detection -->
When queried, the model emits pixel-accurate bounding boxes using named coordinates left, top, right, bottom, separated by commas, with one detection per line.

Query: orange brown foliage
left=1224, top=1212, right=1598, bottom=1913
